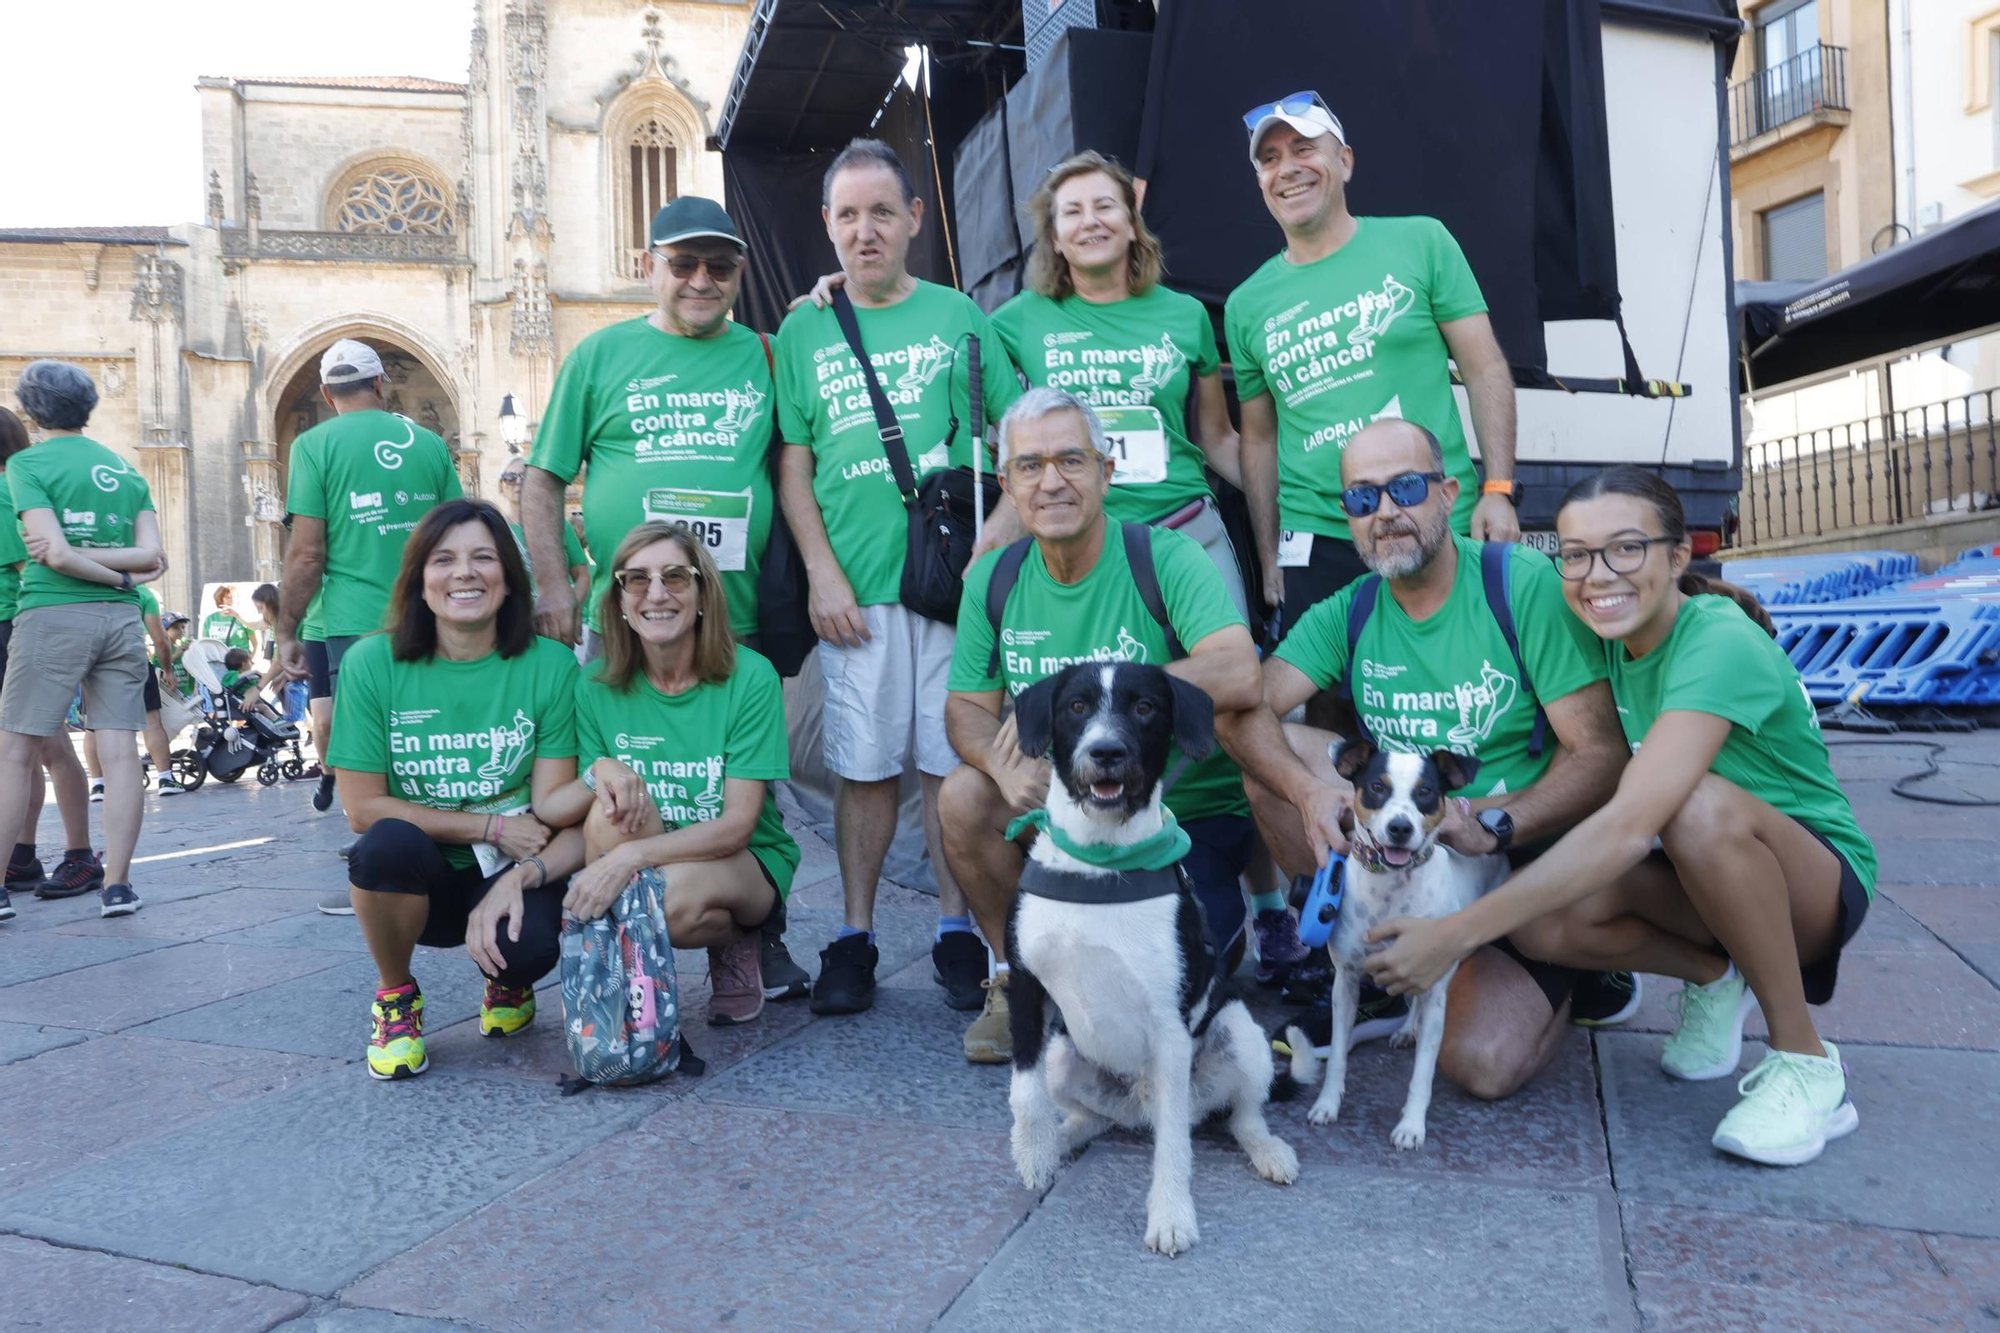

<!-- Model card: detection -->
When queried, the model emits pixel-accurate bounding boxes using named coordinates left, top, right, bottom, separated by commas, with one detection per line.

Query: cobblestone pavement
left=3, top=732, right=1999, bottom=1332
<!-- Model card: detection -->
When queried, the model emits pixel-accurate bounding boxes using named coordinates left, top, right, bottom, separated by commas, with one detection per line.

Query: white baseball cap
left=1244, top=90, right=1347, bottom=163
left=320, top=338, right=388, bottom=386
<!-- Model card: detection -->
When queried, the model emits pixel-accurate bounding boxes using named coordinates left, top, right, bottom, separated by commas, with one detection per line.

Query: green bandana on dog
left=1005, top=807, right=1192, bottom=873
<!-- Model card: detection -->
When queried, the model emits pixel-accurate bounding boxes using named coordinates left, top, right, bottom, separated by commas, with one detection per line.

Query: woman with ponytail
left=1359, top=465, right=1875, bottom=1167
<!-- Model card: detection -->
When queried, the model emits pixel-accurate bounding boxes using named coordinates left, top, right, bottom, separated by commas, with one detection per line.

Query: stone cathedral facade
left=0, top=0, right=749, bottom=616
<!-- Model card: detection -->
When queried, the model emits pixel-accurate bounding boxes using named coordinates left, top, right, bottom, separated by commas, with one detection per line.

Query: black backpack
left=1335, top=541, right=1547, bottom=758
left=750, top=330, right=817, bottom=677
left=984, top=522, right=1181, bottom=678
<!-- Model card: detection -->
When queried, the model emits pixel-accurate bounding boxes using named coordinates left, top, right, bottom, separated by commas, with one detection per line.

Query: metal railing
left=1735, top=389, right=2000, bottom=547
left=1729, top=44, right=1848, bottom=148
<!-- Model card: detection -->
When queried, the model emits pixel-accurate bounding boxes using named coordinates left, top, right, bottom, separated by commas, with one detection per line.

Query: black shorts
left=325, top=636, right=360, bottom=692
left=1790, top=823, right=1871, bottom=1005
left=1495, top=843, right=1582, bottom=1013
left=143, top=669, right=161, bottom=714
left=1278, top=534, right=1370, bottom=638
left=304, top=638, right=332, bottom=701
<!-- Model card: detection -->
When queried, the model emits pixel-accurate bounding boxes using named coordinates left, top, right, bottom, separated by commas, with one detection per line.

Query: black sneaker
left=35, top=852, right=104, bottom=900
left=337, top=839, right=359, bottom=861
left=760, top=932, right=811, bottom=1001
left=99, top=882, right=141, bottom=918
left=1291, top=983, right=1411, bottom=1052
left=809, top=934, right=878, bottom=1014
left=1569, top=970, right=1642, bottom=1027
left=4, top=853, right=45, bottom=893
left=0, top=886, right=14, bottom=922
left=312, top=772, right=337, bottom=812
left=932, top=930, right=987, bottom=1011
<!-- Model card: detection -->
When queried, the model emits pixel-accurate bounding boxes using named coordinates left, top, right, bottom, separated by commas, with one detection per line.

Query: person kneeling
left=331, top=500, right=584, bottom=1080
left=538, top=521, right=800, bottom=1028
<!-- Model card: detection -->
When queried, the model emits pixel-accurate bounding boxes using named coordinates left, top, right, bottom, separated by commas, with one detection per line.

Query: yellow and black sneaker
left=479, top=979, right=535, bottom=1037
left=367, top=982, right=428, bottom=1080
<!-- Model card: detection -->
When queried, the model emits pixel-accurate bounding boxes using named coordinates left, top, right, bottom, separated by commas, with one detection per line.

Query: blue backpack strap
left=1480, top=542, right=1547, bottom=758
left=1123, top=522, right=1184, bottom=659
left=1338, top=574, right=1381, bottom=744
left=984, top=538, right=1036, bottom=678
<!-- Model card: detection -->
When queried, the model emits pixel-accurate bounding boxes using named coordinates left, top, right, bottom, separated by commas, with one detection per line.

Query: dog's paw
left=1144, top=1198, right=1200, bottom=1256
left=1247, top=1136, right=1300, bottom=1185
left=1388, top=1018, right=1417, bottom=1049
left=1305, top=1094, right=1343, bottom=1126
left=1390, top=1116, right=1428, bottom=1151
left=1011, top=1126, right=1062, bottom=1191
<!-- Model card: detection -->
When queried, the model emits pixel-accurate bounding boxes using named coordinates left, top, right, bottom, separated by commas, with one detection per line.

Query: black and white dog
left=1006, top=662, right=1297, bottom=1257
left=1286, top=740, right=1509, bottom=1151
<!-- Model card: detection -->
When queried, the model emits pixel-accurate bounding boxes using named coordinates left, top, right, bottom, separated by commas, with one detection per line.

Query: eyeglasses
left=615, top=565, right=701, bottom=595
left=1339, top=471, right=1446, bottom=518
left=653, top=253, right=742, bottom=281
left=1556, top=536, right=1677, bottom=581
left=1241, top=89, right=1332, bottom=133
left=1004, top=450, right=1099, bottom=482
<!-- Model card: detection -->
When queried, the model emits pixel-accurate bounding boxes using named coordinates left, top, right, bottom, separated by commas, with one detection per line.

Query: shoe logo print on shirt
left=713, top=379, right=767, bottom=434
left=896, top=336, right=955, bottom=393
left=1345, top=274, right=1416, bottom=355
left=1444, top=661, right=1519, bottom=749
left=477, top=709, right=538, bottom=781
left=1127, top=333, right=1187, bottom=395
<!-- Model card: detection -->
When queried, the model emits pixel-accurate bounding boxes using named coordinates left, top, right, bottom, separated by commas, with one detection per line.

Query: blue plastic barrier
left=1772, top=600, right=2000, bottom=704
left=1724, top=551, right=1919, bottom=606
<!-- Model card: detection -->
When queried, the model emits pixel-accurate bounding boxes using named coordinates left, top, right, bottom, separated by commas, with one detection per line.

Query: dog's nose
left=1089, top=742, right=1127, bottom=767
left=1386, top=816, right=1414, bottom=845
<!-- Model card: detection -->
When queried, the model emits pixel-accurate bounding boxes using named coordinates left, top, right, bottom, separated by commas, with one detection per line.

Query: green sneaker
left=1660, top=967, right=1756, bottom=1081
left=1712, top=1041, right=1859, bottom=1166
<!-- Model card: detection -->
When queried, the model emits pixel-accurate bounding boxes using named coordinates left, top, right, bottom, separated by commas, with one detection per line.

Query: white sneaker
left=1661, top=966, right=1757, bottom=1081
left=1711, top=1041, right=1859, bottom=1166
left=88, top=780, right=105, bottom=804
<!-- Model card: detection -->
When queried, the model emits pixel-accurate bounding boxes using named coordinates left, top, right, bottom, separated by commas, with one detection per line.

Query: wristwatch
left=1477, top=806, right=1515, bottom=851
left=1479, top=479, right=1523, bottom=506
left=119, top=571, right=133, bottom=590
left=580, top=765, right=599, bottom=793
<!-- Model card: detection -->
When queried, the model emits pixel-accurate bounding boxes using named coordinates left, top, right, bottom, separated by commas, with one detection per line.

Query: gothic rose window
left=332, top=167, right=456, bottom=235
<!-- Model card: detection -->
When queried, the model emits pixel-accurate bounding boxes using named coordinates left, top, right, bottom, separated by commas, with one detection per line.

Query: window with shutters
left=1762, top=192, right=1827, bottom=282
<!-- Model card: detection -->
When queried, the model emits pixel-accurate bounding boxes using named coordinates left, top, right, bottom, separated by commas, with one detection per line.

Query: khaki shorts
left=816, top=601, right=958, bottom=781
left=0, top=602, right=150, bottom=735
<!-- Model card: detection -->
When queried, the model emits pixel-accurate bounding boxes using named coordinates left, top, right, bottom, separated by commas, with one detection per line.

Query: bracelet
left=494, top=813, right=505, bottom=845
left=522, top=855, right=548, bottom=888
left=581, top=765, right=598, bottom=793
left=485, top=814, right=496, bottom=843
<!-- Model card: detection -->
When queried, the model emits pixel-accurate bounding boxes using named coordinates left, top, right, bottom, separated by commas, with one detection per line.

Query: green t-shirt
left=575, top=646, right=802, bottom=897
left=950, top=525, right=1249, bottom=821
left=301, top=589, right=325, bottom=644
left=990, top=286, right=1220, bottom=523
left=1609, top=594, right=1876, bottom=898
left=775, top=281, right=1023, bottom=607
left=6, top=436, right=154, bottom=612
left=285, top=409, right=462, bottom=637
left=530, top=318, right=777, bottom=636
left=326, top=634, right=579, bottom=869
left=508, top=519, right=588, bottom=603
left=0, top=471, right=26, bottom=622
left=1224, top=216, right=1487, bottom=540
left=1273, top=535, right=1605, bottom=798
left=201, top=609, right=253, bottom=652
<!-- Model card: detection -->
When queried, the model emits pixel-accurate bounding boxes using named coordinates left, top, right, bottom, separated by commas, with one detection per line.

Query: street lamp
left=498, top=393, right=530, bottom=453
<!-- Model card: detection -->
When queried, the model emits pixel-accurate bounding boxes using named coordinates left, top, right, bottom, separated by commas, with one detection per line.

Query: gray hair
left=821, top=138, right=917, bottom=209
left=997, top=386, right=1108, bottom=462
left=16, top=360, right=98, bottom=432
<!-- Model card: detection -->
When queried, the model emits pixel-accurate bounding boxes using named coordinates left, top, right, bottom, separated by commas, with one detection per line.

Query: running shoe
left=0, top=887, right=14, bottom=923
left=4, top=851, right=44, bottom=893
left=760, top=931, right=810, bottom=1002
left=1570, top=970, right=1643, bottom=1027
left=88, top=779, right=105, bottom=804
left=963, top=972, right=1012, bottom=1064
left=932, top=929, right=988, bottom=1011
left=1661, top=967, right=1756, bottom=1081
left=479, top=980, right=536, bottom=1037
left=368, top=983, right=428, bottom=1079
left=312, top=772, right=337, bottom=813
left=99, top=882, right=141, bottom=918
left=1253, top=907, right=1312, bottom=986
left=317, top=892, right=357, bottom=916
left=809, top=933, right=878, bottom=1015
left=1711, top=1041, right=1859, bottom=1166
left=1288, top=983, right=1411, bottom=1053
left=708, top=934, right=765, bottom=1026
left=154, top=775, right=189, bottom=796
left=35, top=852, right=104, bottom=900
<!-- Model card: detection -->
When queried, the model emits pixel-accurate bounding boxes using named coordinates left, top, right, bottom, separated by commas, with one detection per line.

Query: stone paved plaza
left=3, top=733, right=1999, bottom=1332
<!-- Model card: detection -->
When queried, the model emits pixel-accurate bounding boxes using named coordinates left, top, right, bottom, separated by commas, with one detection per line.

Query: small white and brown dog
left=1286, top=739, right=1509, bottom=1151
left=1006, top=662, right=1298, bottom=1257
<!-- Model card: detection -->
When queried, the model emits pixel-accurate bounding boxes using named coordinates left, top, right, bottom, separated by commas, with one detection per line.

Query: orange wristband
left=1480, top=480, right=1517, bottom=496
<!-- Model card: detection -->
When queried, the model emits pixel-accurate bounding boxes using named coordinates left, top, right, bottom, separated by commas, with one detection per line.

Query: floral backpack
left=558, top=868, right=703, bottom=1090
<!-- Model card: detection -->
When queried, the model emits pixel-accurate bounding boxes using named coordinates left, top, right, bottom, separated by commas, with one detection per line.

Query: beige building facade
left=0, top=0, right=749, bottom=618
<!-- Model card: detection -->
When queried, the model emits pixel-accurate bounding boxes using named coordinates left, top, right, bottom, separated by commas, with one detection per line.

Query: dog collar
left=1018, top=859, right=1187, bottom=905
left=1004, top=808, right=1191, bottom=873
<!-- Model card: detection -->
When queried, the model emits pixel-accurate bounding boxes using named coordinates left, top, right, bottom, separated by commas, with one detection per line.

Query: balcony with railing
left=1729, top=44, right=1849, bottom=153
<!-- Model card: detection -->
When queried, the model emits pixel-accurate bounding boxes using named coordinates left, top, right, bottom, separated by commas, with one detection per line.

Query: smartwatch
left=1477, top=807, right=1515, bottom=851
left=119, top=571, right=133, bottom=590
left=1479, top=479, right=1523, bottom=506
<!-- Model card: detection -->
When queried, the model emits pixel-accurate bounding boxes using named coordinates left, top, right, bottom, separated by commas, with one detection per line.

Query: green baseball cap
left=649, top=196, right=745, bottom=249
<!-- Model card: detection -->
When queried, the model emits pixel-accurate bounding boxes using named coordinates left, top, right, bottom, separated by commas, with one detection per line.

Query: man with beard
left=1223, top=420, right=1631, bottom=1100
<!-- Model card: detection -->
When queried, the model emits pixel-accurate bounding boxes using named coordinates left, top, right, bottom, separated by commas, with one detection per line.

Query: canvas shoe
left=479, top=980, right=536, bottom=1037
left=368, top=983, right=428, bottom=1079
left=708, top=934, right=765, bottom=1026
left=1711, top=1041, right=1859, bottom=1166
left=1661, top=966, right=1757, bottom=1081
left=963, top=972, right=1012, bottom=1064
left=1570, top=971, right=1643, bottom=1027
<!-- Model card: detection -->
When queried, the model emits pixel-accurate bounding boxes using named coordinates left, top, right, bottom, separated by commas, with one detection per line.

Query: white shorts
left=817, top=602, right=959, bottom=782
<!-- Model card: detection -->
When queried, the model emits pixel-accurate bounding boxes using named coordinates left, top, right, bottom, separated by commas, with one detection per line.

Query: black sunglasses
left=1340, top=471, right=1446, bottom=518
left=654, top=253, right=742, bottom=281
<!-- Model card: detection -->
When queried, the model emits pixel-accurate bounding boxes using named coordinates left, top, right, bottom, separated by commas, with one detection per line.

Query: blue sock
left=936, top=915, right=974, bottom=942
left=1248, top=889, right=1288, bottom=915
left=837, top=925, right=875, bottom=944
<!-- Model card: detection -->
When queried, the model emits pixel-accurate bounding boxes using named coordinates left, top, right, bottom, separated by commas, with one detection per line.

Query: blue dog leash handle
left=1295, top=854, right=1345, bottom=949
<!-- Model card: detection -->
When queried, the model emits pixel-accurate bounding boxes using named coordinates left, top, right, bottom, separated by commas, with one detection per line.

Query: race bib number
left=1098, top=405, right=1169, bottom=486
left=642, top=488, right=753, bottom=571
left=1276, top=529, right=1315, bottom=568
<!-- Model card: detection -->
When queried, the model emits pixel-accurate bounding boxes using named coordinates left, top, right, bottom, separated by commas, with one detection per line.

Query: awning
left=1737, top=197, right=2000, bottom=390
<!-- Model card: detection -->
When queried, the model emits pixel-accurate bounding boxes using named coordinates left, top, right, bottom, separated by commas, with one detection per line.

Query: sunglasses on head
left=1241, top=89, right=1332, bottom=133
left=1339, top=471, right=1446, bottom=518
left=654, top=253, right=742, bottom=281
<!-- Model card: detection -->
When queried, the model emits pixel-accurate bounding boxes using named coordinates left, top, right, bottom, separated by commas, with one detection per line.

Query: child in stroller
left=169, top=638, right=310, bottom=791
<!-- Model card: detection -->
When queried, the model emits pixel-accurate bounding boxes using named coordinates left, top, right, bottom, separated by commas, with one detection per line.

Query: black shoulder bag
left=829, top=287, right=1001, bottom=625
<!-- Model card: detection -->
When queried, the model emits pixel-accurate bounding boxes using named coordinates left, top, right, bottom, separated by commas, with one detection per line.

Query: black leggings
left=347, top=817, right=565, bottom=988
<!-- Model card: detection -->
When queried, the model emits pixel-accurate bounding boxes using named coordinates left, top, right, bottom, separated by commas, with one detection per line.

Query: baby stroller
left=169, top=639, right=310, bottom=791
